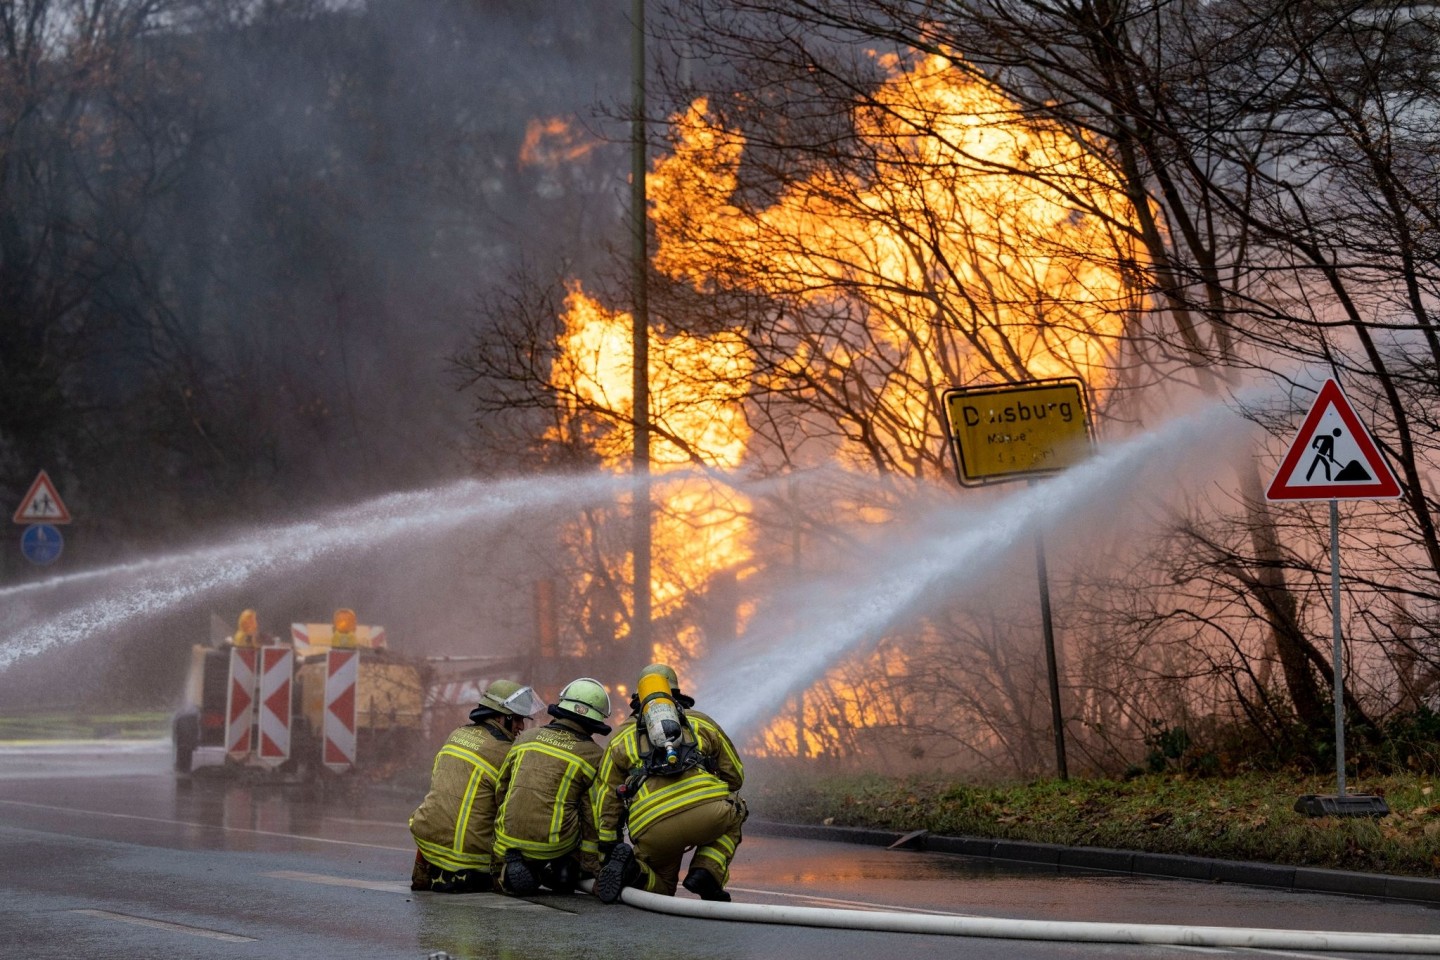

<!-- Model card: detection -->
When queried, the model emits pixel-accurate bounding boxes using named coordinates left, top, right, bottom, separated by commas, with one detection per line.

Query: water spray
left=698, top=396, right=1261, bottom=732
left=0, top=471, right=643, bottom=672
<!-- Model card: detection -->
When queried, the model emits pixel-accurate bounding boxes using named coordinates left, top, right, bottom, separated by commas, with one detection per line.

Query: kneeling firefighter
left=408, top=679, right=541, bottom=893
left=492, top=678, right=612, bottom=896
left=594, top=663, right=746, bottom=903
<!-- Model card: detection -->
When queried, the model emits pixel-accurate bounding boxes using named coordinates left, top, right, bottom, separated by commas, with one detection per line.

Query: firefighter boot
left=501, top=851, right=540, bottom=897
left=411, top=851, right=432, bottom=892
left=595, top=843, right=639, bottom=903
left=682, top=866, right=731, bottom=902
left=541, top=857, right=580, bottom=894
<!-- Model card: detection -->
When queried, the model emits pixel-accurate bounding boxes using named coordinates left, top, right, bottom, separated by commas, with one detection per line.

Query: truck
left=171, top=610, right=428, bottom=780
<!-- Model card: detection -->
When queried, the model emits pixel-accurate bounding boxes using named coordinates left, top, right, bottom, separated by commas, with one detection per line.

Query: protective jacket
left=494, top=717, right=604, bottom=872
left=408, top=717, right=514, bottom=873
left=594, top=707, right=743, bottom=847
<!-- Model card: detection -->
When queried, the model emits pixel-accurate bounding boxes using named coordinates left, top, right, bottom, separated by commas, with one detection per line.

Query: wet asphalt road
left=2, top=741, right=1438, bottom=960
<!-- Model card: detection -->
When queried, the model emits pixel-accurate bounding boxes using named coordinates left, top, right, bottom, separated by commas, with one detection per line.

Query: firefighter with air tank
left=593, top=662, right=747, bottom=903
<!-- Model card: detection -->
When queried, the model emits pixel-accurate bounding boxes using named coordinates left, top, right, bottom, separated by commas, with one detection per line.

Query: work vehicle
left=172, top=610, right=426, bottom=780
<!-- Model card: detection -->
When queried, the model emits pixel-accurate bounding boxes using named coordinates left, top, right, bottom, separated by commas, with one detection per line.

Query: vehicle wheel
left=173, top=713, right=199, bottom=773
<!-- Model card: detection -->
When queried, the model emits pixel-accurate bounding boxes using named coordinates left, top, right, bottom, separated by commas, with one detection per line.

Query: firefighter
left=593, top=663, right=746, bottom=903
left=230, top=608, right=281, bottom=647
left=232, top=609, right=260, bottom=648
left=492, top=677, right=612, bottom=896
left=408, top=679, right=541, bottom=893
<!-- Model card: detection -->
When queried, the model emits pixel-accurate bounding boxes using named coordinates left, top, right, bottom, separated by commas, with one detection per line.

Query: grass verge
left=0, top=711, right=170, bottom=741
left=750, top=770, right=1440, bottom=878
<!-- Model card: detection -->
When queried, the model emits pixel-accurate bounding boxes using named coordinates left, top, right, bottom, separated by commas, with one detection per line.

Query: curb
left=745, top=819, right=1440, bottom=905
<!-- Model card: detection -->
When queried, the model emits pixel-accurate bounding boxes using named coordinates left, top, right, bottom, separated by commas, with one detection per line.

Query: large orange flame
left=547, top=282, right=754, bottom=653
left=546, top=52, right=1140, bottom=756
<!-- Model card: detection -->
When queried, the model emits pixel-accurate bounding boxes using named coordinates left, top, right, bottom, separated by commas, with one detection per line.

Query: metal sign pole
left=1330, top=498, right=1345, bottom=797
left=1034, top=522, right=1068, bottom=781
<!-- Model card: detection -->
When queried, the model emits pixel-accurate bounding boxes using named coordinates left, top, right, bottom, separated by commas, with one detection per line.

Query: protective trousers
left=630, top=792, right=746, bottom=896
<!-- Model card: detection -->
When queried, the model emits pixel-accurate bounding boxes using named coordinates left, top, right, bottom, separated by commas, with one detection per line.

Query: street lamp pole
left=630, top=0, right=652, bottom=669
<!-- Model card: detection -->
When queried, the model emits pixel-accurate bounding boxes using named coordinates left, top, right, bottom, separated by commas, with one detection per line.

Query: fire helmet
left=639, top=662, right=679, bottom=692
left=472, top=679, right=541, bottom=721
left=634, top=662, right=694, bottom=710
left=557, top=678, right=611, bottom=721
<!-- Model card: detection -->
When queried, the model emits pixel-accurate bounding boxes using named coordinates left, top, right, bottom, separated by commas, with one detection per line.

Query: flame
left=649, top=54, right=1136, bottom=391
left=520, top=116, right=601, bottom=169
left=547, top=282, right=754, bottom=645
left=547, top=53, right=1140, bottom=756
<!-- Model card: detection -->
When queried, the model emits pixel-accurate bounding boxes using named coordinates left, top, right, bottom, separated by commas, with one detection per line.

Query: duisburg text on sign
left=942, top=379, right=1092, bottom=487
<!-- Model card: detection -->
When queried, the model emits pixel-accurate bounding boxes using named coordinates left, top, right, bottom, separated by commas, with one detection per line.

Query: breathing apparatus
left=637, top=671, right=692, bottom=772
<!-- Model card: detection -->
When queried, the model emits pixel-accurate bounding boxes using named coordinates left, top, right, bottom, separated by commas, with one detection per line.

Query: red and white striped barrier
left=323, top=649, right=358, bottom=772
left=225, top=648, right=258, bottom=759
left=257, top=648, right=293, bottom=765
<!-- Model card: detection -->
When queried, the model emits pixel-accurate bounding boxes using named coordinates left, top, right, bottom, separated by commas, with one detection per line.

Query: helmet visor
left=499, top=685, right=542, bottom=717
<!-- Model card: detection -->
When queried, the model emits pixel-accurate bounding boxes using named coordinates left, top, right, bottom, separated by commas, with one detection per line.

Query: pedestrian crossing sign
left=1266, top=379, right=1401, bottom=501
left=13, top=470, right=71, bottom=524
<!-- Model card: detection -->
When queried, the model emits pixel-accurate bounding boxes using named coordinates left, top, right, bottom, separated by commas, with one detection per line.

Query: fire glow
left=546, top=52, right=1141, bottom=757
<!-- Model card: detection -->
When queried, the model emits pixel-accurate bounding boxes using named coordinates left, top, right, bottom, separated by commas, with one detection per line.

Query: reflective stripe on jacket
left=408, top=719, right=513, bottom=872
left=594, top=707, right=744, bottom=844
left=494, top=719, right=603, bottom=866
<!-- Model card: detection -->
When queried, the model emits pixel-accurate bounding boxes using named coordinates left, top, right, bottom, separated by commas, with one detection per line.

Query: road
left=1, top=740, right=1437, bottom=960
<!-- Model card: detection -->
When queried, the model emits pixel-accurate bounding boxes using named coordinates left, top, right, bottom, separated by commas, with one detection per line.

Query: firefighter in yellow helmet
left=594, top=663, right=746, bottom=903
left=232, top=609, right=259, bottom=648
left=231, top=608, right=278, bottom=647
left=408, top=679, right=541, bottom=893
left=492, top=678, right=612, bottom=896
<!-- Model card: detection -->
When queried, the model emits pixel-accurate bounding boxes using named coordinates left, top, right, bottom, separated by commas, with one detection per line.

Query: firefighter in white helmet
left=492, top=678, right=612, bottom=896
left=408, top=679, right=541, bottom=893
left=594, top=663, right=746, bottom=903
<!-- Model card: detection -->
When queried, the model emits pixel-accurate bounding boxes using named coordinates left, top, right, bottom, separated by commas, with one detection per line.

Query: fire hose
left=578, top=879, right=1440, bottom=953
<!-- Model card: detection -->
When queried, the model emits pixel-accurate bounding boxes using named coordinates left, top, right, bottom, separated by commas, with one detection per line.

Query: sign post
left=942, top=378, right=1093, bottom=780
left=1266, top=378, right=1399, bottom=817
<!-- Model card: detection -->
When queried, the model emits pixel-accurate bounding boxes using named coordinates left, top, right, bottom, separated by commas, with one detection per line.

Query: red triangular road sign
left=1266, top=379, right=1401, bottom=501
left=13, top=470, right=71, bottom=524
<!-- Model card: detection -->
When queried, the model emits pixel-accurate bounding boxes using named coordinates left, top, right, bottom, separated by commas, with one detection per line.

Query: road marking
left=265, top=870, right=414, bottom=893
left=264, top=871, right=563, bottom=911
left=69, top=908, right=256, bottom=942
left=0, top=798, right=410, bottom=852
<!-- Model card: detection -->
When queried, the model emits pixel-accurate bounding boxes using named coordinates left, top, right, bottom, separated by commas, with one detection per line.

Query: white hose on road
left=580, top=880, right=1440, bottom=953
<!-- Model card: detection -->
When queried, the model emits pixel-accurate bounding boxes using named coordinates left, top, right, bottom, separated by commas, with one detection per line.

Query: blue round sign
left=21, top=523, right=63, bottom=566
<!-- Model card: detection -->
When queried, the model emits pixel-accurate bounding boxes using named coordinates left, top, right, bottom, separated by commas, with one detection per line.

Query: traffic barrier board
left=323, top=649, right=358, bottom=772
left=257, top=648, right=293, bottom=766
left=225, top=648, right=258, bottom=759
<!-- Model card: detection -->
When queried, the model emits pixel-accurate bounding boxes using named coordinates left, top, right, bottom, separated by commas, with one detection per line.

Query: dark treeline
left=0, top=0, right=630, bottom=580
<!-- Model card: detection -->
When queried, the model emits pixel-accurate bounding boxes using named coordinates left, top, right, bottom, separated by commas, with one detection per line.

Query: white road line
left=264, top=870, right=414, bottom=893
left=0, top=798, right=410, bottom=852
left=69, top=908, right=256, bottom=942
left=263, top=870, right=563, bottom=911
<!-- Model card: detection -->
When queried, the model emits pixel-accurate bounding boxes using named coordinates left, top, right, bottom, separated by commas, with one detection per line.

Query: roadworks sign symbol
left=1266, top=379, right=1401, bottom=501
left=13, top=470, right=71, bottom=524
